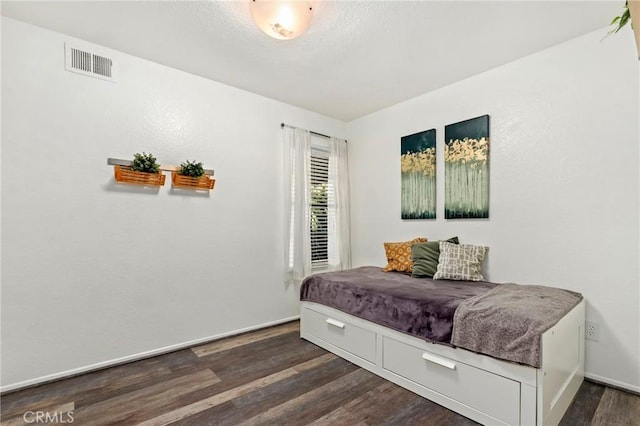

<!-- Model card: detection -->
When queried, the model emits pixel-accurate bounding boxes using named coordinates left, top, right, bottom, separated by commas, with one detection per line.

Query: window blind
left=310, top=148, right=330, bottom=271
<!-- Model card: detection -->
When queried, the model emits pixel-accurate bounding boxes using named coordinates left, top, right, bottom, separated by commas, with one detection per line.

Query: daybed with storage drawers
left=299, top=266, right=585, bottom=426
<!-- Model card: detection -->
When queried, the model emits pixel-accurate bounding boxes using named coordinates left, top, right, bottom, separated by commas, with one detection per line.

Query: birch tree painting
left=401, top=129, right=436, bottom=219
left=444, top=115, right=489, bottom=219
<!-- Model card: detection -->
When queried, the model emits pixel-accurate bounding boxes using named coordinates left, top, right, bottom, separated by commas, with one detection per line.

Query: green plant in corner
left=131, top=152, right=161, bottom=173
left=178, top=160, right=205, bottom=178
left=609, top=1, right=632, bottom=35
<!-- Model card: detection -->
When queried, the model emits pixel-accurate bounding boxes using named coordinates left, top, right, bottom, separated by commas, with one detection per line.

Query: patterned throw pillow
left=382, top=238, right=428, bottom=273
left=433, top=242, right=488, bottom=281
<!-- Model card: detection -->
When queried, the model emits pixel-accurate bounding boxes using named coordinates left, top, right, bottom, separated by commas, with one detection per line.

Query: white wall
left=0, top=17, right=346, bottom=390
left=347, top=28, right=640, bottom=391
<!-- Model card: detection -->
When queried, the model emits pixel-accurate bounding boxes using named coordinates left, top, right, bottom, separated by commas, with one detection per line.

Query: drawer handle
left=422, top=352, right=456, bottom=370
left=326, top=318, right=345, bottom=329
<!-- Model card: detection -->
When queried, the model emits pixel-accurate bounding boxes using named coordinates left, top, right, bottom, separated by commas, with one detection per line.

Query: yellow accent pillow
left=383, top=238, right=428, bottom=273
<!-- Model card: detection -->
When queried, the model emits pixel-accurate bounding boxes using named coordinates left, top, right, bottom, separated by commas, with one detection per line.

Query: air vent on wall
left=65, top=43, right=116, bottom=82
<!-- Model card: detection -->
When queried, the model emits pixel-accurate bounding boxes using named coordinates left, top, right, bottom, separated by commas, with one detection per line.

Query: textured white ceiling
left=1, top=1, right=622, bottom=121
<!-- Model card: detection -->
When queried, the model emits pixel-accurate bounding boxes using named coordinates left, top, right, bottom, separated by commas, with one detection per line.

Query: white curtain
left=283, top=126, right=312, bottom=283
left=328, top=137, right=351, bottom=271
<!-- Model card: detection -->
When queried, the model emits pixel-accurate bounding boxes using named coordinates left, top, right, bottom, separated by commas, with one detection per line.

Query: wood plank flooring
left=1, top=321, right=638, bottom=425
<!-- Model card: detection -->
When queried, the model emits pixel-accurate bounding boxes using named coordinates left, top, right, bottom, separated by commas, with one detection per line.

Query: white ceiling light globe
left=249, top=0, right=314, bottom=40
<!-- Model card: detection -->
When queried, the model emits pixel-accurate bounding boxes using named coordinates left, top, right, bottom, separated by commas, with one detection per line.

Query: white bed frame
left=300, top=300, right=584, bottom=426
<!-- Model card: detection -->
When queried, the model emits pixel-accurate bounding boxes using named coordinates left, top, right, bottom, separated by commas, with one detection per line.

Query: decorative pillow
left=411, top=237, right=459, bottom=278
left=433, top=242, right=488, bottom=281
left=383, top=238, right=427, bottom=273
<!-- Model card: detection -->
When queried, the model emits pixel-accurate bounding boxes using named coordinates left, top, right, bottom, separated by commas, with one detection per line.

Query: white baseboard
left=585, top=372, right=640, bottom=394
left=0, top=315, right=300, bottom=394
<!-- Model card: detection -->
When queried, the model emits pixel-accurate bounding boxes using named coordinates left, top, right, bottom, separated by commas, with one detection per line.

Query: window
left=283, top=125, right=350, bottom=282
left=310, top=146, right=329, bottom=270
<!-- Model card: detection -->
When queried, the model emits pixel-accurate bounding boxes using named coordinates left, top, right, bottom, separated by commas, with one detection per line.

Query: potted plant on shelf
left=114, top=152, right=166, bottom=186
left=131, top=152, right=161, bottom=173
left=172, top=159, right=215, bottom=190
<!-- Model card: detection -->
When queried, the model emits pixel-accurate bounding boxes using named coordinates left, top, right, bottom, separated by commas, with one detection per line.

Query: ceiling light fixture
left=249, top=0, right=314, bottom=40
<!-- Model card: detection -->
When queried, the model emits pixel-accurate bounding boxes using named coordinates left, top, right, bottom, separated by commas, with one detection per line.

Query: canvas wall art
left=444, top=115, right=489, bottom=219
left=401, top=129, right=436, bottom=219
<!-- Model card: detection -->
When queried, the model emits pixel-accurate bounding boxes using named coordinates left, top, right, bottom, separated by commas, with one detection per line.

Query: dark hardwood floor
left=1, top=321, right=638, bottom=425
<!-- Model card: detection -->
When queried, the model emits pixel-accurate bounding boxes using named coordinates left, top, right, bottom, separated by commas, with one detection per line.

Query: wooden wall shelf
left=171, top=172, right=215, bottom=190
left=108, top=158, right=215, bottom=191
left=114, top=166, right=166, bottom=186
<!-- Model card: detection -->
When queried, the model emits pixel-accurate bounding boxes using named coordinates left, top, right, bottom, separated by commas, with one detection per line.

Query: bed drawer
left=383, top=336, right=520, bottom=425
left=301, top=307, right=376, bottom=363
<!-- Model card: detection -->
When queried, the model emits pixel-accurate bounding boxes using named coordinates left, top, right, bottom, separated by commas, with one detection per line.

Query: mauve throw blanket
left=452, top=283, right=583, bottom=368
left=299, top=266, right=497, bottom=344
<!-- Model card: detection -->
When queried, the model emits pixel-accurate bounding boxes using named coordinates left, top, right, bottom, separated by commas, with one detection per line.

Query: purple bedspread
left=300, top=266, right=498, bottom=344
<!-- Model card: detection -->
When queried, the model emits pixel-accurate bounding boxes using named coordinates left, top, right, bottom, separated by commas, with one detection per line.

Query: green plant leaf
left=606, top=1, right=631, bottom=37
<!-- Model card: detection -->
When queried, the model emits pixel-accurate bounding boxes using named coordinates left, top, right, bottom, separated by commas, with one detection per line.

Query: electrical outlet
left=585, top=321, right=599, bottom=342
